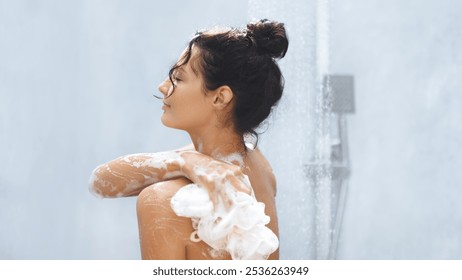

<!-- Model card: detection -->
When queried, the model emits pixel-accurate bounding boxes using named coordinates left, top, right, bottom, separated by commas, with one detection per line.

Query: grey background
left=1, top=0, right=461, bottom=259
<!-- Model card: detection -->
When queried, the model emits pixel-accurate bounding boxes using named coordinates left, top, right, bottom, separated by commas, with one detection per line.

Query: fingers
left=227, top=173, right=252, bottom=195
left=184, top=153, right=252, bottom=208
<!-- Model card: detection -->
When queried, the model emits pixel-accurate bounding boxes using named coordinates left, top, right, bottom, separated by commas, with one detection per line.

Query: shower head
left=324, top=75, right=355, bottom=114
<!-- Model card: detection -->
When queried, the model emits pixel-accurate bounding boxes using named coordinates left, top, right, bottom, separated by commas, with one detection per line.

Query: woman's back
left=178, top=147, right=278, bottom=260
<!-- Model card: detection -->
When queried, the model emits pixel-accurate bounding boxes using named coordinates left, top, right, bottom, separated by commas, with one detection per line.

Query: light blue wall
left=0, top=0, right=248, bottom=259
left=331, top=0, right=462, bottom=259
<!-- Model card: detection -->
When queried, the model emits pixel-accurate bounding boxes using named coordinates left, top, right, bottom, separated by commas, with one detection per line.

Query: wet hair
left=169, top=19, right=289, bottom=146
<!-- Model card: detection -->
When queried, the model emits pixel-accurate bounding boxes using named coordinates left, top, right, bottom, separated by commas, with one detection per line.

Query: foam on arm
left=89, top=151, right=185, bottom=198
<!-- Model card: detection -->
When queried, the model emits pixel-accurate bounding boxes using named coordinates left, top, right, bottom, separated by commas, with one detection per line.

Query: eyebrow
left=173, top=67, right=187, bottom=77
left=176, top=68, right=186, bottom=74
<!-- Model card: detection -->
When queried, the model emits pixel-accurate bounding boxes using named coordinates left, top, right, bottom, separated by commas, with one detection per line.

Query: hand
left=179, top=151, right=252, bottom=206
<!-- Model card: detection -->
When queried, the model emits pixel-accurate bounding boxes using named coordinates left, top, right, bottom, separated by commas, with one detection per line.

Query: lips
left=162, top=102, right=171, bottom=110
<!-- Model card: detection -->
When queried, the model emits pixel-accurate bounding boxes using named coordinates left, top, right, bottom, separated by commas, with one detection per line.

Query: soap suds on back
left=170, top=176, right=279, bottom=260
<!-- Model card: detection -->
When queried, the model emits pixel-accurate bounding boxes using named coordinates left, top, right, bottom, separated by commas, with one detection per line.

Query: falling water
left=314, top=0, right=333, bottom=260
left=249, top=0, right=333, bottom=259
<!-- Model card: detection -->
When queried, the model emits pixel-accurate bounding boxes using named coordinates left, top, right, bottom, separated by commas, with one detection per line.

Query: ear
left=212, top=86, right=234, bottom=109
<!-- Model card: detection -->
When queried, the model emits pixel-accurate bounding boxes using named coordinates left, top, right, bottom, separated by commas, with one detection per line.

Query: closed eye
left=173, top=74, right=182, bottom=82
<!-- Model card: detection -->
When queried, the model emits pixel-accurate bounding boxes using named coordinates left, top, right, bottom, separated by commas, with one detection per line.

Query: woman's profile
left=89, top=19, right=289, bottom=260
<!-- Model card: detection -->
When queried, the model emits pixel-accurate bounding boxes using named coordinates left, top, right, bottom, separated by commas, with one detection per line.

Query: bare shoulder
left=137, top=177, right=192, bottom=209
left=136, top=178, right=197, bottom=260
left=246, top=147, right=277, bottom=196
left=245, top=147, right=279, bottom=259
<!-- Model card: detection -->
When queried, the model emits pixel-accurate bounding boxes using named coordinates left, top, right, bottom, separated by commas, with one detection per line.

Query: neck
left=188, top=125, right=246, bottom=164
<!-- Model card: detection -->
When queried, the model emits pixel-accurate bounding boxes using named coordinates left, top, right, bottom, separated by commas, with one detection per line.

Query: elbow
left=88, top=166, right=105, bottom=198
left=88, top=165, right=118, bottom=198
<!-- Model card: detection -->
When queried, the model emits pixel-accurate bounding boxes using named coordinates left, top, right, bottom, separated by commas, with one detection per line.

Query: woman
left=89, top=19, right=288, bottom=260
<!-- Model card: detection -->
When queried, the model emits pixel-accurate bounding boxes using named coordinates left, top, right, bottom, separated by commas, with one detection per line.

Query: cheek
left=161, top=99, right=212, bottom=129
left=182, top=103, right=212, bottom=126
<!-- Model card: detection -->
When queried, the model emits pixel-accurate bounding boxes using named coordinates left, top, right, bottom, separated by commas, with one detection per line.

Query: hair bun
left=246, top=19, right=288, bottom=59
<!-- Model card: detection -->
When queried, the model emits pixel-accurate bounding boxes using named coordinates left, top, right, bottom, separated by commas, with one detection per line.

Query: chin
left=161, top=115, right=181, bottom=130
left=160, top=115, right=172, bottom=127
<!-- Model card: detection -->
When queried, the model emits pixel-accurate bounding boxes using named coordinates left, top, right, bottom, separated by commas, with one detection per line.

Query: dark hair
left=169, top=19, right=288, bottom=146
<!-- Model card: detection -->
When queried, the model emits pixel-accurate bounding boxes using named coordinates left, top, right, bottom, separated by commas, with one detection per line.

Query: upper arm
left=137, top=178, right=193, bottom=259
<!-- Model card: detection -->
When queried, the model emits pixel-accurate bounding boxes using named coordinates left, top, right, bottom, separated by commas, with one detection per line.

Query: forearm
left=89, top=149, right=249, bottom=199
left=89, top=151, right=184, bottom=198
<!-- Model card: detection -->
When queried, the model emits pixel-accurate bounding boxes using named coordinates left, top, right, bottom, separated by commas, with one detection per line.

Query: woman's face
left=158, top=47, right=215, bottom=133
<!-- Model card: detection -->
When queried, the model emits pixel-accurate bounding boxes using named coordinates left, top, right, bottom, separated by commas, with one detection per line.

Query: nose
left=158, top=78, right=174, bottom=98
